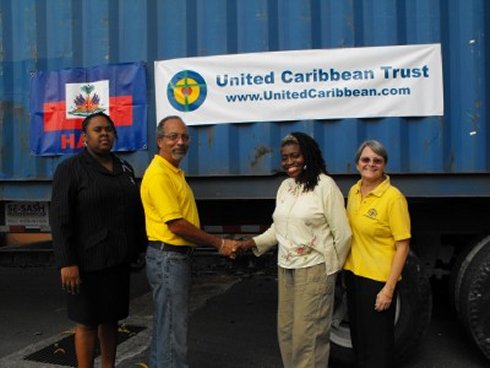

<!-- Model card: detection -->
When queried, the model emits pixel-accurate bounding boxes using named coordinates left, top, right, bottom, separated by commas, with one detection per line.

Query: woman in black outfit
left=50, top=112, right=147, bottom=368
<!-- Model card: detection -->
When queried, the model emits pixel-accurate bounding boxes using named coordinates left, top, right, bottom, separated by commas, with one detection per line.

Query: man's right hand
left=220, top=239, right=240, bottom=259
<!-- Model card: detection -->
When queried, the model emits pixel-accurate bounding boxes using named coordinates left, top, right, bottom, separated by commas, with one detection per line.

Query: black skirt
left=66, top=264, right=130, bottom=326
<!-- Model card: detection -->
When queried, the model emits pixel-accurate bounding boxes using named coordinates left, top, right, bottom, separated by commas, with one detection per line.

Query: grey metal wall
left=0, top=0, right=489, bottom=200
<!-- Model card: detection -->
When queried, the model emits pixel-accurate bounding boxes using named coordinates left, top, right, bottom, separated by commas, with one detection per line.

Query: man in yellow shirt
left=140, top=116, right=237, bottom=368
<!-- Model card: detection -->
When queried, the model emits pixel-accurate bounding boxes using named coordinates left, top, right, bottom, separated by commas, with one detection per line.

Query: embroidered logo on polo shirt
left=364, top=208, right=378, bottom=219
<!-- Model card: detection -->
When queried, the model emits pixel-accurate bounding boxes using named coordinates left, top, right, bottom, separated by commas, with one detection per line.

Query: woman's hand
left=60, top=265, right=81, bottom=294
left=238, top=239, right=257, bottom=251
left=375, top=287, right=393, bottom=312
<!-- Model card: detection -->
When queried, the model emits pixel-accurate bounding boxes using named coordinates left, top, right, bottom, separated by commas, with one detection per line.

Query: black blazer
left=50, top=149, right=147, bottom=272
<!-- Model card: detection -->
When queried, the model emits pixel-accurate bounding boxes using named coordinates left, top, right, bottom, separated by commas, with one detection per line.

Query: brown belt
left=148, top=241, right=194, bottom=256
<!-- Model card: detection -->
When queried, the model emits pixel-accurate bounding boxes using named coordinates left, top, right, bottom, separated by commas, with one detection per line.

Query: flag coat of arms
left=30, top=62, right=147, bottom=155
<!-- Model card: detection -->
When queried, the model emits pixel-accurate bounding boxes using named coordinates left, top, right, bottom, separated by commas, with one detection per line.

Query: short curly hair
left=81, top=112, right=118, bottom=139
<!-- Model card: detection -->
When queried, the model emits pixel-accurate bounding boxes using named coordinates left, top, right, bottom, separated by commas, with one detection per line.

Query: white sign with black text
left=155, top=44, right=444, bottom=125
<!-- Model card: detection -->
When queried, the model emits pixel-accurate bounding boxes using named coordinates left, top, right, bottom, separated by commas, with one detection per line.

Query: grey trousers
left=277, top=264, right=337, bottom=368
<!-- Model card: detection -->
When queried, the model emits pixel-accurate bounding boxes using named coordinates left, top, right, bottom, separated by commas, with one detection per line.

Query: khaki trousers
left=277, top=264, right=337, bottom=368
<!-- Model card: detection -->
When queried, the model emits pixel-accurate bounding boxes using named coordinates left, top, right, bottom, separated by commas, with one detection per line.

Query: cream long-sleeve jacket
left=253, top=174, right=352, bottom=275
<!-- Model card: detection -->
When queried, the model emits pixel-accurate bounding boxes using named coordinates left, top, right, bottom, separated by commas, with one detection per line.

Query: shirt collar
left=354, top=175, right=391, bottom=197
left=154, top=154, right=182, bottom=174
left=80, top=148, right=122, bottom=175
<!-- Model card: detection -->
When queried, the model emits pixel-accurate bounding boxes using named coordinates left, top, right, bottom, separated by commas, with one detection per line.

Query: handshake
left=218, top=238, right=256, bottom=259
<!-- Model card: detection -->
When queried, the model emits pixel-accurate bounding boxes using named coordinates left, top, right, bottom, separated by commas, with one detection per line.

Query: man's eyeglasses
left=161, top=133, right=191, bottom=142
left=359, top=156, right=384, bottom=165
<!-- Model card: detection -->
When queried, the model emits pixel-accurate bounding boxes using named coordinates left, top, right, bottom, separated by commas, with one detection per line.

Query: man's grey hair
left=156, top=115, right=184, bottom=138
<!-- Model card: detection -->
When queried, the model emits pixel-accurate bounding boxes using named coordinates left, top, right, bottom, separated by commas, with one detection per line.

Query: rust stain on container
left=250, top=145, right=272, bottom=167
left=205, top=128, right=215, bottom=147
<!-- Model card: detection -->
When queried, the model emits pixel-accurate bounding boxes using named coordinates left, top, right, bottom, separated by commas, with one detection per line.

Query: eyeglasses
left=359, top=156, right=384, bottom=165
left=161, top=133, right=191, bottom=142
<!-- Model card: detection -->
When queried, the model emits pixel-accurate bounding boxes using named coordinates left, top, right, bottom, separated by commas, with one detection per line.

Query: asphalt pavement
left=0, top=249, right=489, bottom=368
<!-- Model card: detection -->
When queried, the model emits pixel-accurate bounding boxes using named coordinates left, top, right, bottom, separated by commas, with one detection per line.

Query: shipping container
left=0, top=0, right=489, bottom=364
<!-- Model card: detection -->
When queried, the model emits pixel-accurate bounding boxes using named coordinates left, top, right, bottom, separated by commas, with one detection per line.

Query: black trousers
left=345, top=271, right=397, bottom=368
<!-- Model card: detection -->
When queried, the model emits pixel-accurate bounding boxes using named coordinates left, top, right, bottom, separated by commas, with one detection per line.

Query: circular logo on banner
left=167, top=70, right=207, bottom=112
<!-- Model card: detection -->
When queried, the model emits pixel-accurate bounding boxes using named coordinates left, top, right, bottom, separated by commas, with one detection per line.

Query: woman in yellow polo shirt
left=343, top=140, right=411, bottom=368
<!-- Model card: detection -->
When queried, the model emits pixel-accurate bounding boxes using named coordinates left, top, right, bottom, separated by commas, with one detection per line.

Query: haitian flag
left=30, top=62, right=147, bottom=155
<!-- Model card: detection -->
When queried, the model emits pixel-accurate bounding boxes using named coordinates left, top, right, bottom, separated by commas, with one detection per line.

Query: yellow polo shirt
left=343, top=176, right=410, bottom=282
left=140, top=154, right=200, bottom=246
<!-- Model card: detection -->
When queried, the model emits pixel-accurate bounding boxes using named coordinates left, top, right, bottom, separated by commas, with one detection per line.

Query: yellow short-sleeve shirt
left=343, top=176, right=410, bottom=282
left=140, top=155, right=200, bottom=246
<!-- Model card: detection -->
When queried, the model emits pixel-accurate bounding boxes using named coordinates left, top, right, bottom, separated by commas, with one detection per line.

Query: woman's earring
left=303, top=164, right=307, bottom=170
left=83, top=141, right=87, bottom=147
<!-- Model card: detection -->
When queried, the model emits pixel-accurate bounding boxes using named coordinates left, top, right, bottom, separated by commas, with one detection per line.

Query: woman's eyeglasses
left=359, top=157, right=384, bottom=165
left=161, top=133, right=191, bottom=142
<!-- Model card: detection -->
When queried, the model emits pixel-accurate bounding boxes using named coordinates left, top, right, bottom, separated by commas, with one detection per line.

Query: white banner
left=155, top=44, right=443, bottom=126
